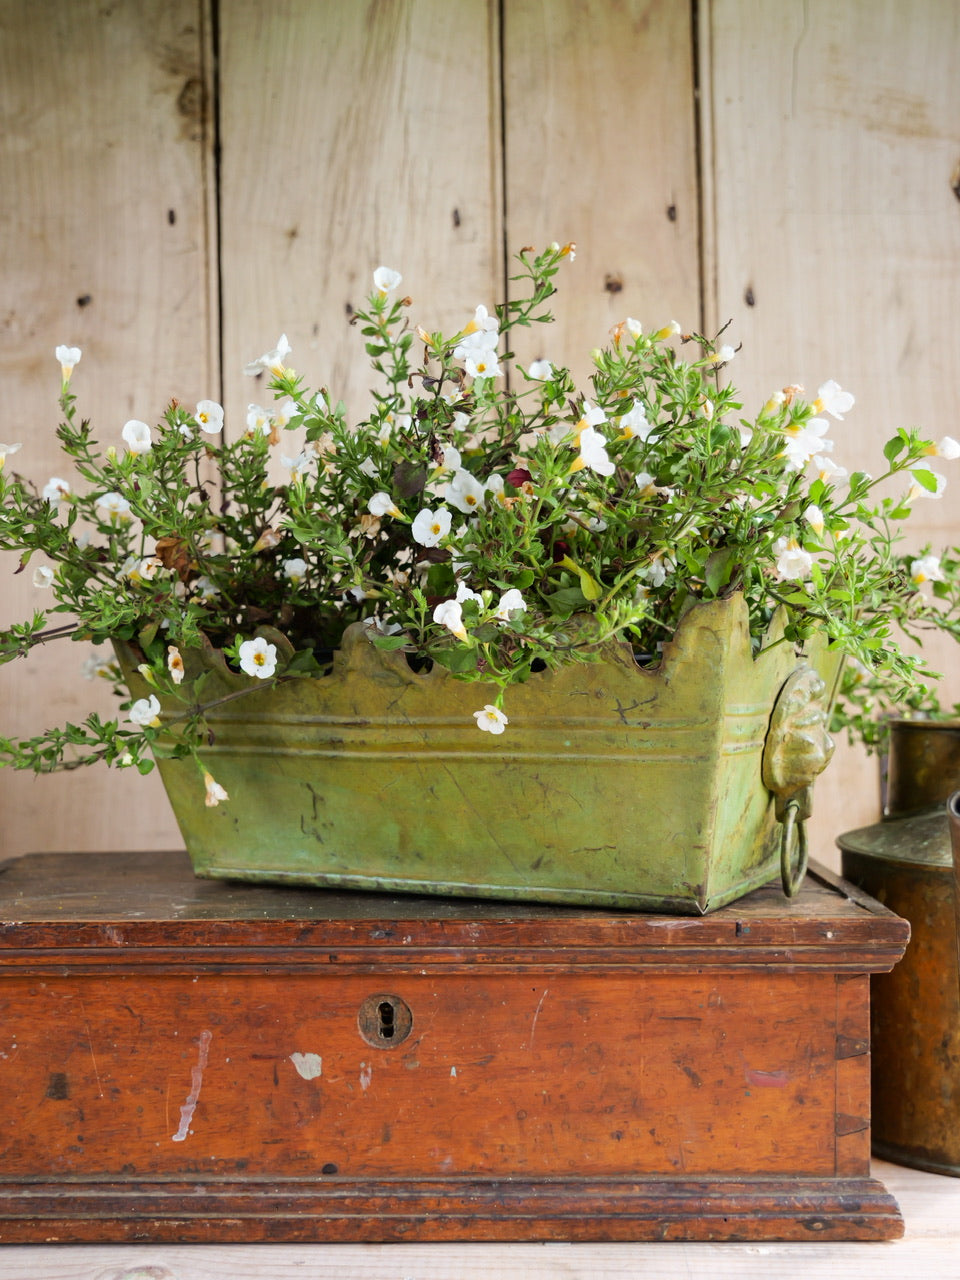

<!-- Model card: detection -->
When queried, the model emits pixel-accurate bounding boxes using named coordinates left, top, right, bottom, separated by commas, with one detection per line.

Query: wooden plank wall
left=0, top=0, right=215, bottom=856
left=2, top=0, right=959, bottom=865
left=703, top=0, right=960, bottom=849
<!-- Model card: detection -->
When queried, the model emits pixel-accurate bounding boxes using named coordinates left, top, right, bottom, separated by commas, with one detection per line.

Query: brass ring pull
left=779, top=799, right=809, bottom=898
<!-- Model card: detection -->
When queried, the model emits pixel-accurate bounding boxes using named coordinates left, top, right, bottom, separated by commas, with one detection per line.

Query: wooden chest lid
left=0, top=850, right=908, bottom=974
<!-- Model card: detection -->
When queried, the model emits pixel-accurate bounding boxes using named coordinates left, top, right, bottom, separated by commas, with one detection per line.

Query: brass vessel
left=838, top=720, right=960, bottom=1176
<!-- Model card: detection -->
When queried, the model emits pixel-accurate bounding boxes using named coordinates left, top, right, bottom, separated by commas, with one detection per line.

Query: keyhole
left=378, top=1001, right=395, bottom=1039
left=357, top=992, right=413, bottom=1048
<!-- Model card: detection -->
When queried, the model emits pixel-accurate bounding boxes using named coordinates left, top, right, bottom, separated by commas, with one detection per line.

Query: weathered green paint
left=120, top=595, right=837, bottom=914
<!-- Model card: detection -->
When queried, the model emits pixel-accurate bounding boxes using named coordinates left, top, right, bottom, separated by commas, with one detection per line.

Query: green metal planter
left=120, top=594, right=838, bottom=914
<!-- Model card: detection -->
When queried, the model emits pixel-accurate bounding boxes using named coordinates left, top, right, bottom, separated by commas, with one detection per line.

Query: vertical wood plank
left=502, top=0, right=701, bottom=381
left=702, top=0, right=960, bottom=850
left=217, top=0, right=504, bottom=430
left=0, top=0, right=215, bottom=857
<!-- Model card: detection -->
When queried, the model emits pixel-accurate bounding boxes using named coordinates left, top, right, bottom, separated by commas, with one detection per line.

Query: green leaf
left=431, top=646, right=479, bottom=674
left=557, top=555, right=602, bottom=600
left=545, top=586, right=589, bottom=616
left=138, top=622, right=159, bottom=651
left=909, top=467, right=938, bottom=493
left=471, top=624, right=501, bottom=642
left=285, top=647, right=325, bottom=674
left=704, top=546, right=737, bottom=595
left=367, top=633, right=410, bottom=651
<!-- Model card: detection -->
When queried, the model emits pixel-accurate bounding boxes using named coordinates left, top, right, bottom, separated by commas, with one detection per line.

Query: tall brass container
left=838, top=720, right=960, bottom=1176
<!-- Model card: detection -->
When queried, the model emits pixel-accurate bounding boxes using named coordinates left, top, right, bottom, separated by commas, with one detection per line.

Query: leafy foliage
left=2, top=243, right=959, bottom=788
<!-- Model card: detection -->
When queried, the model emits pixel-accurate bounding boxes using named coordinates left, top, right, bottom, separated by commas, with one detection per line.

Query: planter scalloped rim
left=119, top=594, right=839, bottom=915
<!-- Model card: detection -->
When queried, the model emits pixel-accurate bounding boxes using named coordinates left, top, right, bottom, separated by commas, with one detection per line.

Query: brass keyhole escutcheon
left=357, top=993, right=413, bottom=1048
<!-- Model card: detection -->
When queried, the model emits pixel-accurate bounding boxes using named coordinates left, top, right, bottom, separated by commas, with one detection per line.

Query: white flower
left=136, top=556, right=163, bottom=582
left=167, top=645, right=185, bottom=685
left=908, top=468, right=947, bottom=500
left=459, top=304, right=498, bottom=339
left=773, top=536, right=814, bottom=581
left=122, top=419, right=152, bottom=454
left=780, top=418, right=832, bottom=470
left=373, top=266, right=402, bottom=294
left=433, top=599, right=467, bottom=640
left=42, top=476, right=71, bottom=504
left=618, top=401, right=652, bottom=441
left=411, top=506, right=451, bottom=548
left=575, top=425, right=615, bottom=477
left=368, top=491, right=401, bottom=518
left=95, top=491, right=131, bottom=519
left=635, top=471, right=658, bottom=496
left=283, top=557, right=307, bottom=584
left=528, top=359, right=553, bottom=380
left=55, top=345, right=81, bottom=379
left=244, top=334, right=291, bottom=377
left=577, top=400, right=607, bottom=431
left=638, top=554, right=676, bottom=587
left=273, top=395, right=297, bottom=429
left=192, top=575, right=219, bottom=600
left=625, top=317, right=643, bottom=338
left=358, top=457, right=378, bottom=478
left=195, top=400, right=224, bottom=433
left=910, top=554, right=945, bottom=585
left=495, top=588, right=526, bottom=621
left=437, top=444, right=462, bottom=475
left=203, top=771, right=229, bottom=807
left=814, top=380, right=855, bottom=420
left=128, top=695, right=161, bottom=728
left=454, top=310, right=499, bottom=365
left=455, top=582, right=484, bottom=607
left=803, top=504, right=825, bottom=537
left=32, top=565, right=54, bottom=588
left=0, top=441, right=22, bottom=468
left=238, top=636, right=278, bottom=679
left=485, top=474, right=508, bottom=505
left=246, top=403, right=272, bottom=435
left=447, top=468, right=486, bottom=514
left=464, top=351, right=502, bottom=381
left=81, top=650, right=112, bottom=681
left=654, top=320, right=682, bottom=341
left=814, top=454, right=848, bottom=482
left=474, top=704, right=508, bottom=735
left=281, top=449, right=313, bottom=477
left=708, top=344, right=736, bottom=364
left=927, top=436, right=960, bottom=460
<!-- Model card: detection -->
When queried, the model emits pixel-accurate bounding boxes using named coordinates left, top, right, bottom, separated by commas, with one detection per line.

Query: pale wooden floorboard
left=0, top=1161, right=957, bottom=1279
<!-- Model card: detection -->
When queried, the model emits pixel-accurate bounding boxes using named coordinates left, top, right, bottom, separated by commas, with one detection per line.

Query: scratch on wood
left=77, top=994, right=103, bottom=1099
left=745, top=1066, right=790, bottom=1088
left=530, top=988, right=550, bottom=1049
left=172, top=1029, right=212, bottom=1142
left=360, top=1061, right=373, bottom=1091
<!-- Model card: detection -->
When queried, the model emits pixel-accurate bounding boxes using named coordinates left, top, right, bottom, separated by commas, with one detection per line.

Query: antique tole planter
left=120, top=593, right=837, bottom=915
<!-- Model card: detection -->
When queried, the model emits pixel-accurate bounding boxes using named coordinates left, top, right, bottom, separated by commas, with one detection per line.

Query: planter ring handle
left=779, top=798, right=808, bottom=898
left=762, top=662, right=835, bottom=899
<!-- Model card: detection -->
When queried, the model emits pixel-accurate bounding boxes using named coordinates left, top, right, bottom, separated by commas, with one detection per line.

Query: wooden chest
left=0, top=851, right=908, bottom=1243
